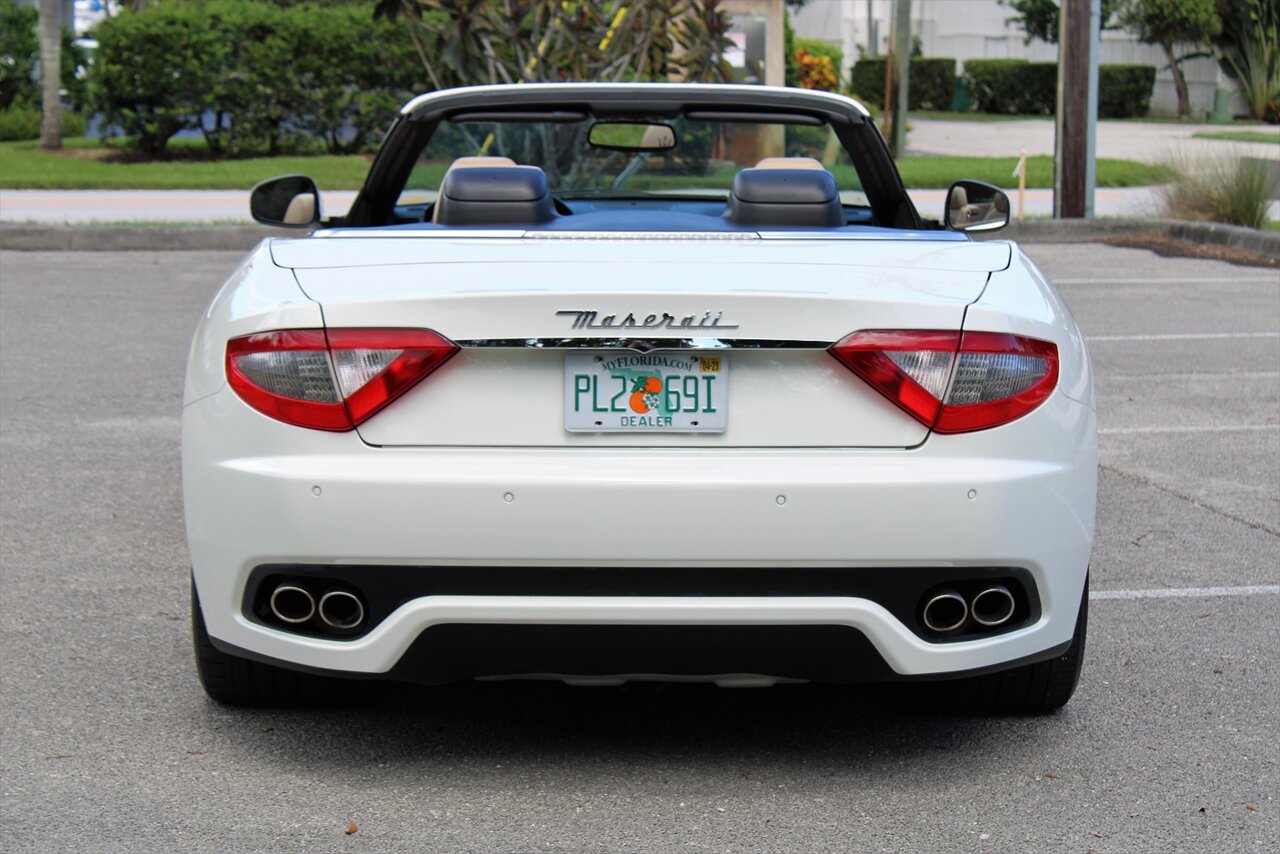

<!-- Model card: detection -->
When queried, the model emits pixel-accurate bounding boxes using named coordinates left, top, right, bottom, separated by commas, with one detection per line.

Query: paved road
left=1, top=245, right=1277, bottom=852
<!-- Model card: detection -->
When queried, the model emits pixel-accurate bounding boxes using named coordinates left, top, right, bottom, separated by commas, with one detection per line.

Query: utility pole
left=1054, top=0, right=1099, bottom=218
left=887, top=0, right=910, bottom=159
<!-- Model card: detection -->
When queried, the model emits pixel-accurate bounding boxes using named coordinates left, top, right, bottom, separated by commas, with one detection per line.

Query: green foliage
left=965, top=59, right=1156, bottom=117
left=848, top=56, right=956, bottom=110
left=0, top=0, right=89, bottom=111
left=783, top=10, right=798, bottom=87
left=382, top=0, right=732, bottom=88
left=0, top=106, right=85, bottom=141
left=1098, top=64, right=1157, bottom=117
left=89, top=1, right=423, bottom=158
left=795, top=38, right=843, bottom=88
left=1159, top=147, right=1279, bottom=227
left=0, top=0, right=38, bottom=110
left=1119, top=0, right=1221, bottom=48
left=997, top=0, right=1123, bottom=44
left=1215, top=0, right=1279, bottom=122
left=964, top=59, right=1057, bottom=114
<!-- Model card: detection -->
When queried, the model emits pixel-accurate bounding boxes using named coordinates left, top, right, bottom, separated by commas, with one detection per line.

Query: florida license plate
left=564, top=351, right=728, bottom=432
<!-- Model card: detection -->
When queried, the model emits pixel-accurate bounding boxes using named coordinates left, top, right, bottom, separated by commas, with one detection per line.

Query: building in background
left=790, top=0, right=1243, bottom=118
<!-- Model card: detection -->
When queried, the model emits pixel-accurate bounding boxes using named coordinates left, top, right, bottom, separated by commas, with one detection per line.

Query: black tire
left=191, top=580, right=329, bottom=706
left=938, top=575, right=1088, bottom=714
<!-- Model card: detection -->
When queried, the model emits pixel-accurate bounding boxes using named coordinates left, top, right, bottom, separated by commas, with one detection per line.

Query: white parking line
left=1091, top=585, right=1280, bottom=600
left=1086, top=332, right=1280, bottom=342
left=1099, top=425, right=1279, bottom=435
left=1054, top=277, right=1280, bottom=285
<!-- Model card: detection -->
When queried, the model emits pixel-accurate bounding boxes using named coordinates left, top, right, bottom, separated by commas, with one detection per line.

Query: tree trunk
left=1161, top=40, right=1191, bottom=119
left=38, top=0, right=62, bottom=149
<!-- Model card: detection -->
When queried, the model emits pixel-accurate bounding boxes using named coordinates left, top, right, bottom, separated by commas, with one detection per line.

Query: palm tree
left=39, top=0, right=61, bottom=149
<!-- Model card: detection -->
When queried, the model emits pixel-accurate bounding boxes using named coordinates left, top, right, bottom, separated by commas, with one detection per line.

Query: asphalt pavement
left=0, top=244, right=1277, bottom=852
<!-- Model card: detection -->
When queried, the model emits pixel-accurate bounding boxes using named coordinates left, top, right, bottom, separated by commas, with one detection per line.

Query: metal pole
left=1084, top=0, right=1100, bottom=218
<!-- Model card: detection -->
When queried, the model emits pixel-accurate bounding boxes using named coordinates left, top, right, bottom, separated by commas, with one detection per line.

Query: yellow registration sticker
left=699, top=356, right=721, bottom=373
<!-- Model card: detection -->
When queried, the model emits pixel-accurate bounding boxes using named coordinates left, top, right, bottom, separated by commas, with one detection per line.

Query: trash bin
left=1211, top=88, right=1231, bottom=122
left=952, top=76, right=971, bottom=113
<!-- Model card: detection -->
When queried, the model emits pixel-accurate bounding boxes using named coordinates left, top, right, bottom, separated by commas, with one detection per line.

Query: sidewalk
left=908, top=118, right=1278, bottom=163
left=0, top=186, right=1179, bottom=225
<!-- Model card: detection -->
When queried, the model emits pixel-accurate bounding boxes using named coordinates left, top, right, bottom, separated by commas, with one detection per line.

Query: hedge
left=0, top=107, right=86, bottom=141
left=89, top=1, right=425, bottom=157
left=964, top=59, right=1156, bottom=117
left=1097, top=64, right=1157, bottom=119
left=848, top=57, right=956, bottom=111
left=964, top=59, right=1058, bottom=115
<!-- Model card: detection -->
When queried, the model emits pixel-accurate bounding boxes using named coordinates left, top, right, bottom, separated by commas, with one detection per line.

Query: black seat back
left=724, top=168, right=844, bottom=228
left=434, top=166, right=556, bottom=226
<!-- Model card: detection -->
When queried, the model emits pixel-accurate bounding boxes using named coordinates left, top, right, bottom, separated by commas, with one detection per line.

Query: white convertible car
left=184, top=83, right=1096, bottom=711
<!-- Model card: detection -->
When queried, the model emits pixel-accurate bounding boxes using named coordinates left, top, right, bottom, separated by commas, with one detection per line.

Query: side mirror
left=944, top=180, right=1010, bottom=232
left=250, top=175, right=321, bottom=228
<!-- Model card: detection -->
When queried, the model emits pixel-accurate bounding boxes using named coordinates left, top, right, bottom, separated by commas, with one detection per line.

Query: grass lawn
left=895, top=155, right=1168, bottom=189
left=1, top=138, right=1169, bottom=191
left=1191, top=129, right=1279, bottom=144
left=0, top=137, right=374, bottom=190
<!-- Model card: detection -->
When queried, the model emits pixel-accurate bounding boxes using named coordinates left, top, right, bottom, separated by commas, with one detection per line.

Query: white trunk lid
left=276, top=235, right=1009, bottom=448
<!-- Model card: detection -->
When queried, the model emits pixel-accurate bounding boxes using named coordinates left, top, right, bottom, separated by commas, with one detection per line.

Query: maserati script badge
left=556, top=310, right=740, bottom=331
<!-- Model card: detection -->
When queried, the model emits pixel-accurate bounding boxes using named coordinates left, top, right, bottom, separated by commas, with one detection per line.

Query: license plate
left=564, top=351, right=728, bottom=432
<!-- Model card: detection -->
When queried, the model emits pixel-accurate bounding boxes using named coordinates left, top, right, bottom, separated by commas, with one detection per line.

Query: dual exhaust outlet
left=269, top=584, right=365, bottom=632
left=922, top=584, right=1016, bottom=634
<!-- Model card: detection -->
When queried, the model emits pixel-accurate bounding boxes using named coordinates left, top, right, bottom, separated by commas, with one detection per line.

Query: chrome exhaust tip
left=922, top=589, right=968, bottom=633
left=971, top=585, right=1016, bottom=627
left=269, top=585, right=316, bottom=624
left=317, top=590, right=365, bottom=631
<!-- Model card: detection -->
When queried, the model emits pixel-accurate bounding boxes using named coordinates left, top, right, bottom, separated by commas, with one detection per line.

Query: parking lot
left=1, top=243, right=1276, bottom=852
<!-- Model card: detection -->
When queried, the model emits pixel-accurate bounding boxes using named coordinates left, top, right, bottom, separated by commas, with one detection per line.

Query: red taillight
left=829, top=329, right=1058, bottom=434
left=226, top=328, right=458, bottom=431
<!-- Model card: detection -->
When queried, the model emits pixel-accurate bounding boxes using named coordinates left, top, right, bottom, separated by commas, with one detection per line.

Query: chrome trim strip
left=457, top=337, right=832, bottom=351
left=526, top=230, right=759, bottom=241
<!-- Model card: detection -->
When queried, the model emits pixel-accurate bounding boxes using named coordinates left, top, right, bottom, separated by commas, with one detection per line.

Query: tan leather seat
left=754, top=157, right=824, bottom=170
left=433, top=157, right=517, bottom=222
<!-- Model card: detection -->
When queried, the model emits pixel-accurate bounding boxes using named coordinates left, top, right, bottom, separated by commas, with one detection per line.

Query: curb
left=3, top=219, right=1278, bottom=260
left=975, top=217, right=1280, bottom=260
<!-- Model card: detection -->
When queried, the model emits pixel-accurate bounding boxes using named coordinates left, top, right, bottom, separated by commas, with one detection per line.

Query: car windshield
left=396, top=116, right=868, bottom=208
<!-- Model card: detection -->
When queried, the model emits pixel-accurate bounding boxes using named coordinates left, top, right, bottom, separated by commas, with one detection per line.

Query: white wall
left=790, top=0, right=1242, bottom=118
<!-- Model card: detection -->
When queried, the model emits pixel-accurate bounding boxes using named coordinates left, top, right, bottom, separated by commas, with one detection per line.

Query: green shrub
left=964, top=59, right=1057, bottom=114
left=0, top=0, right=37, bottom=110
left=0, top=106, right=85, bottom=141
left=89, top=0, right=424, bottom=158
left=964, top=59, right=1156, bottom=117
left=848, top=56, right=956, bottom=110
left=1098, top=64, right=1156, bottom=118
left=0, top=0, right=89, bottom=112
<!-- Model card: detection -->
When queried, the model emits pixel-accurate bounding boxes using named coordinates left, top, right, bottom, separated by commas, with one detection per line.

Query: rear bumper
left=184, top=386, right=1096, bottom=680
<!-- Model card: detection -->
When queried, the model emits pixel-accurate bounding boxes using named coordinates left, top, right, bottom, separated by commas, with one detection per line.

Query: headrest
left=434, top=165, right=556, bottom=226
left=447, top=155, right=516, bottom=172
left=754, top=157, right=824, bottom=170
left=723, top=168, right=844, bottom=228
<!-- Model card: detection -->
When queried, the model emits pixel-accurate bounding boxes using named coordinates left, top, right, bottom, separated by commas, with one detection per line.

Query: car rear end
left=184, top=234, right=1095, bottom=697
